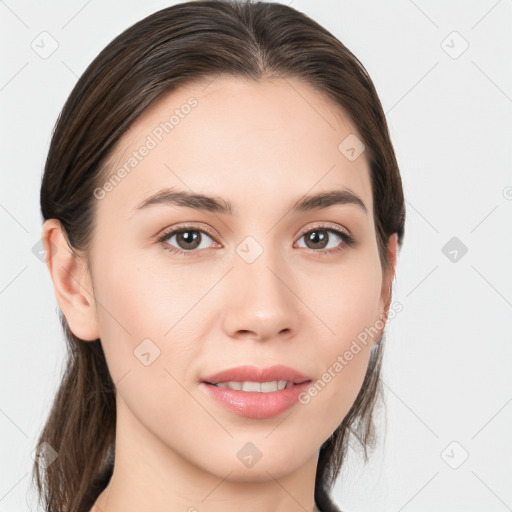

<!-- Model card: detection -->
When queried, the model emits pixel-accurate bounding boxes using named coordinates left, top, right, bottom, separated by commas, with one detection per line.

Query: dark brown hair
left=33, top=1, right=405, bottom=511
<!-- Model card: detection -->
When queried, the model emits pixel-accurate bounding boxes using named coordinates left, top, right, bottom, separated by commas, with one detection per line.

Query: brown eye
left=302, top=229, right=329, bottom=250
left=172, top=230, right=202, bottom=250
left=296, top=226, right=354, bottom=254
left=157, top=227, right=217, bottom=255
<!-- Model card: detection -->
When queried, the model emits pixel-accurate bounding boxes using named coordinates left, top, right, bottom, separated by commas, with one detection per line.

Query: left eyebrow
left=290, top=189, right=367, bottom=215
left=130, top=186, right=367, bottom=217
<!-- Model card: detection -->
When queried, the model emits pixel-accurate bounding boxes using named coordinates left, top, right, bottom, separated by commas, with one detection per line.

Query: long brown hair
left=33, top=1, right=406, bottom=511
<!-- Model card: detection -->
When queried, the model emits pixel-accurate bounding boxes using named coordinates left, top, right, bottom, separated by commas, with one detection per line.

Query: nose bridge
left=236, top=233, right=288, bottom=300
left=222, top=233, right=299, bottom=339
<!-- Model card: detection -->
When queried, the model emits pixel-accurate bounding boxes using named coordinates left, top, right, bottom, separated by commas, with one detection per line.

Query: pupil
left=308, top=230, right=327, bottom=249
left=178, top=231, right=200, bottom=249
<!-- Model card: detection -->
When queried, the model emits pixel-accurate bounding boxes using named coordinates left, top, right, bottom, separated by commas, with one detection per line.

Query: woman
left=33, top=1, right=406, bottom=511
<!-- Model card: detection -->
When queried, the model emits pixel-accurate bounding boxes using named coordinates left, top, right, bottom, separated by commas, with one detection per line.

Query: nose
left=221, top=243, right=302, bottom=342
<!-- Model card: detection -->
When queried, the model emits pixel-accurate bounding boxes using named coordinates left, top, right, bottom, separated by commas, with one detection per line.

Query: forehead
left=97, top=75, right=373, bottom=221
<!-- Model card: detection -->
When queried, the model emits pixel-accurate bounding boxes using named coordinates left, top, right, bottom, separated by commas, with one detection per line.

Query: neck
left=90, top=394, right=320, bottom=512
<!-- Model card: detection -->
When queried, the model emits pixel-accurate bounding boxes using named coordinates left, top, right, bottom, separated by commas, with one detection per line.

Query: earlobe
left=374, top=233, right=399, bottom=345
left=386, top=232, right=399, bottom=285
left=41, top=219, right=100, bottom=341
left=382, top=232, right=399, bottom=316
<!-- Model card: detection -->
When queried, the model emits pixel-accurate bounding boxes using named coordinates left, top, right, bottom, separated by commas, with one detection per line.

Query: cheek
left=91, top=264, right=197, bottom=436
left=295, top=338, right=374, bottom=446
left=91, top=249, right=206, bottom=392
left=91, top=253, right=169, bottom=379
left=311, top=252, right=383, bottom=349
left=296, top=253, right=382, bottom=427
left=93, top=244, right=183, bottom=336
left=298, top=321, right=375, bottom=441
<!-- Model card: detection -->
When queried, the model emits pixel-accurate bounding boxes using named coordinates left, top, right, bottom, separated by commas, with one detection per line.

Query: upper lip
left=201, top=364, right=312, bottom=385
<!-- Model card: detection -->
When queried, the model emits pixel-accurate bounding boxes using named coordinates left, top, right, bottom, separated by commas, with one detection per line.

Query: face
left=57, top=76, right=395, bottom=483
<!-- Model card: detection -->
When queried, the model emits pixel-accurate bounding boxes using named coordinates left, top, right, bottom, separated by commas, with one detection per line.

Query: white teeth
left=261, top=381, right=278, bottom=392
left=214, top=380, right=292, bottom=392
left=243, top=381, right=262, bottom=392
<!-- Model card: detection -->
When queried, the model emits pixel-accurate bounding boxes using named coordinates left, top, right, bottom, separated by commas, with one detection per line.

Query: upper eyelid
left=158, top=223, right=218, bottom=243
left=297, top=221, right=351, bottom=237
left=159, top=221, right=351, bottom=240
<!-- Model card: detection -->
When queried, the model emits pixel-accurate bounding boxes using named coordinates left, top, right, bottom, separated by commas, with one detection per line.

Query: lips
left=199, top=380, right=312, bottom=419
left=199, top=365, right=314, bottom=419
left=200, top=364, right=312, bottom=385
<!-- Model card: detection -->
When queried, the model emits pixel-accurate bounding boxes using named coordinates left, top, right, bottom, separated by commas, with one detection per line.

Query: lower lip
left=199, top=381, right=312, bottom=419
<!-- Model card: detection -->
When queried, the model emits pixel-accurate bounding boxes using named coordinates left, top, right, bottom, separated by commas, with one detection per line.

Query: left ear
left=375, top=232, right=399, bottom=342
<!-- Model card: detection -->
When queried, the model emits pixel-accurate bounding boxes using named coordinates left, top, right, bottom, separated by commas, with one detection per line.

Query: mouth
left=200, top=364, right=312, bottom=387
left=198, top=364, right=313, bottom=419
left=202, top=380, right=310, bottom=392
left=198, top=380, right=313, bottom=419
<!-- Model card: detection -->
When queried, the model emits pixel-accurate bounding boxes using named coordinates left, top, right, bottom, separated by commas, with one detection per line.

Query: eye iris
left=305, top=230, right=328, bottom=250
left=177, top=230, right=201, bottom=250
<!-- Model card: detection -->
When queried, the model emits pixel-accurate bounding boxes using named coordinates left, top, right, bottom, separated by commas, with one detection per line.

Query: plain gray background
left=1, top=0, right=511, bottom=510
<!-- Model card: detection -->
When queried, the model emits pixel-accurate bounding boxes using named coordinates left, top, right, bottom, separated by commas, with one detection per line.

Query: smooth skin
left=42, top=75, right=398, bottom=512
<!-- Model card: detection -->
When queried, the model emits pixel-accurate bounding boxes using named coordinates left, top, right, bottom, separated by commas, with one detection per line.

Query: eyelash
left=156, top=223, right=355, bottom=257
